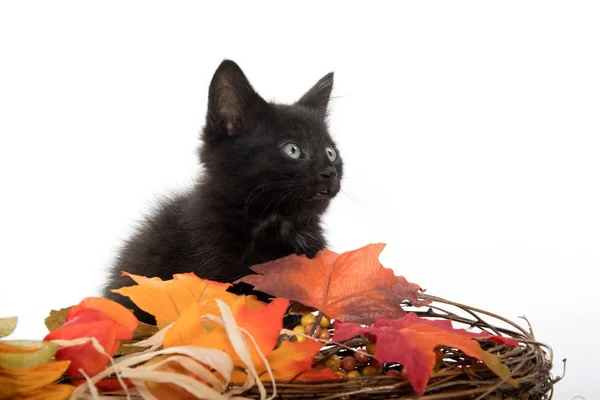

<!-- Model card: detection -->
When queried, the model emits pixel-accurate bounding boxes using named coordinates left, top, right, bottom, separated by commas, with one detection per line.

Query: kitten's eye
left=281, top=142, right=303, bottom=159
left=326, top=146, right=337, bottom=162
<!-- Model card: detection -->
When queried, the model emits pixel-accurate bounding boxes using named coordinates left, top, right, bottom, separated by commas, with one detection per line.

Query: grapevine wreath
left=0, top=243, right=561, bottom=399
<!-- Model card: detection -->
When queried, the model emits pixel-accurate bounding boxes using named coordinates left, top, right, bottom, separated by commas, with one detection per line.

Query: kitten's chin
left=306, top=195, right=332, bottom=214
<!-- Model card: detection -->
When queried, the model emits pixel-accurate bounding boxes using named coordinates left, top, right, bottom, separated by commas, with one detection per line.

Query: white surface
left=0, top=1, right=598, bottom=398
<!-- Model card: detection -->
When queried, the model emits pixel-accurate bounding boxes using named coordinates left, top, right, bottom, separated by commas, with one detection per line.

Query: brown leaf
left=113, top=321, right=159, bottom=356
left=238, top=243, right=430, bottom=324
left=114, top=341, right=150, bottom=357
left=44, top=308, right=70, bottom=332
left=132, top=321, right=159, bottom=340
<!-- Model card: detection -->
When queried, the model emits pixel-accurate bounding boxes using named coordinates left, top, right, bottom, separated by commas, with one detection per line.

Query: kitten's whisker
left=340, top=189, right=366, bottom=208
left=259, top=185, right=296, bottom=220
left=243, top=181, right=296, bottom=223
left=274, top=186, right=303, bottom=217
left=285, top=187, right=305, bottom=221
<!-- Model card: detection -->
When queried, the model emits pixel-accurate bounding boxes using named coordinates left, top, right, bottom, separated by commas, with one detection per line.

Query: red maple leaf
left=238, top=243, right=430, bottom=324
left=333, top=313, right=519, bottom=396
left=44, top=297, right=138, bottom=378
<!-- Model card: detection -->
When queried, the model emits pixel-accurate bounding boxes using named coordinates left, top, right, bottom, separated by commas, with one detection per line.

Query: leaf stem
left=308, top=311, right=323, bottom=337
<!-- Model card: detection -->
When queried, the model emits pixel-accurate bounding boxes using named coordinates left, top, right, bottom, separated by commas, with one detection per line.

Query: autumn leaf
left=262, top=338, right=339, bottom=382
left=44, top=308, right=69, bottom=333
left=263, top=340, right=319, bottom=381
left=44, top=298, right=137, bottom=377
left=67, top=297, right=138, bottom=333
left=0, top=317, right=18, bottom=338
left=0, top=360, right=71, bottom=397
left=238, top=243, right=430, bottom=324
left=0, top=317, right=74, bottom=400
left=114, top=321, right=159, bottom=357
left=132, top=321, right=160, bottom=340
left=165, top=296, right=289, bottom=379
left=112, top=272, right=235, bottom=329
left=10, top=384, right=75, bottom=400
left=333, top=313, right=519, bottom=396
left=46, top=319, right=118, bottom=377
left=143, top=355, right=225, bottom=400
left=295, top=367, right=340, bottom=381
left=0, top=340, right=58, bottom=370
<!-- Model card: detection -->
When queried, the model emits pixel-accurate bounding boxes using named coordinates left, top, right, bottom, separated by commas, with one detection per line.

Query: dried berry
left=304, top=323, right=323, bottom=337
left=361, top=365, right=378, bottom=376
left=347, top=370, right=361, bottom=378
left=319, top=315, right=331, bottom=328
left=301, top=313, right=316, bottom=327
left=318, top=329, right=331, bottom=341
left=369, top=358, right=382, bottom=373
left=293, top=325, right=306, bottom=342
left=354, top=350, right=369, bottom=364
left=325, top=355, right=342, bottom=370
left=366, top=343, right=376, bottom=355
left=341, top=356, right=357, bottom=371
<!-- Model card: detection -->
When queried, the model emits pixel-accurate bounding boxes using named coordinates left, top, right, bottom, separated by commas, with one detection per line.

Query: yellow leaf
left=13, top=384, right=75, bottom=400
left=112, top=272, right=234, bottom=329
left=0, top=360, right=70, bottom=395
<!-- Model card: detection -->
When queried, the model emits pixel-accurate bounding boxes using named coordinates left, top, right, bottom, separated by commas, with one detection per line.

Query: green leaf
left=0, top=317, right=17, bottom=338
left=0, top=340, right=59, bottom=370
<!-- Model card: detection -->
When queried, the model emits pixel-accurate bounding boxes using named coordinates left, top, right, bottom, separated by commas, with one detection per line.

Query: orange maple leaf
left=165, top=295, right=289, bottom=378
left=263, top=339, right=338, bottom=382
left=112, top=272, right=234, bottom=328
left=334, top=313, right=519, bottom=396
left=238, top=243, right=431, bottom=324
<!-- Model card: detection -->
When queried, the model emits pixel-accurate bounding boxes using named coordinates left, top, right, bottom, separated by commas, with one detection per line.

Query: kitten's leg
left=297, top=228, right=327, bottom=259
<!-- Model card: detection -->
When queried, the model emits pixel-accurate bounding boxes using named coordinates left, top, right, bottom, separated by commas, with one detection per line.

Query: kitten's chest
left=244, top=215, right=316, bottom=262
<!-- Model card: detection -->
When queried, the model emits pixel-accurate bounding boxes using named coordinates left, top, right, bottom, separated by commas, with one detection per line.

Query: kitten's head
left=200, top=60, right=342, bottom=218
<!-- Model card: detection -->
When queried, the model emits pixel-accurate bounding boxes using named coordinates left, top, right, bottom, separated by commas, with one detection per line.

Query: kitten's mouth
left=309, top=190, right=330, bottom=201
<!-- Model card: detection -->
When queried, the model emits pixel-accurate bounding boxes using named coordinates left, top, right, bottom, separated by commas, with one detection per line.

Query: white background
left=1, top=1, right=598, bottom=398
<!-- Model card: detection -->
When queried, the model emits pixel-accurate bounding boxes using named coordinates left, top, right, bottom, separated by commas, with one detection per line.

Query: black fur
left=103, top=60, right=343, bottom=322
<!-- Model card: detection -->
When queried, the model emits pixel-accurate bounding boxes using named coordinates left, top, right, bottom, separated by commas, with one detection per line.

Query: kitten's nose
left=318, top=168, right=337, bottom=182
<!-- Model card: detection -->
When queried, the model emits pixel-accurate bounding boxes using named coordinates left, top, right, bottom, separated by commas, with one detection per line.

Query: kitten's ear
left=296, top=72, right=334, bottom=118
left=207, top=60, right=265, bottom=136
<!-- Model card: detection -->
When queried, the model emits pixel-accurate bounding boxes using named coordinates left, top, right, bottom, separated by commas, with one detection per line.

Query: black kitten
left=103, top=60, right=343, bottom=322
